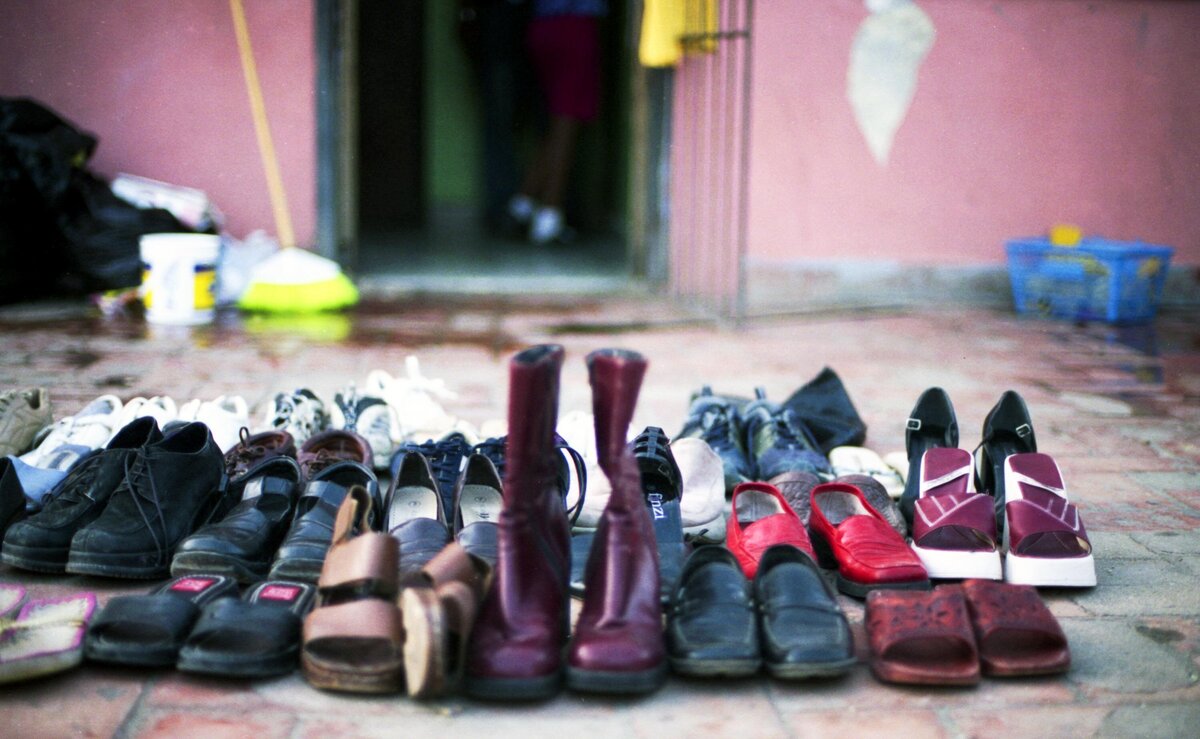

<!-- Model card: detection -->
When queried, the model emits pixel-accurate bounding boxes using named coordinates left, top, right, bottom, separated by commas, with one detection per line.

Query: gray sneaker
left=0, top=388, right=52, bottom=457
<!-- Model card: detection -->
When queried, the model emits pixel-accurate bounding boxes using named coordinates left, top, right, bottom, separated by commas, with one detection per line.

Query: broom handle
left=229, top=0, right=296, bottom=249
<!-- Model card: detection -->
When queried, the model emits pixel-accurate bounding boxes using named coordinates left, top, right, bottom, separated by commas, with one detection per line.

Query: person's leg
left=535, top=116, right=580, bottom=209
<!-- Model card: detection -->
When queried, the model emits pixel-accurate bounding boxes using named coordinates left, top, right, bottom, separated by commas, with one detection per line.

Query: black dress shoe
left=665, top=546, right=760, bottom=677
left=386, top=451, right=450, bottom=582
left=172, top=456, right=303, bottom=582
left=451, top=451, right=502, bottom=564
left=632, top=426, right=689, bottom=603
left=67, top=422, right=229, bottom=579
left=2, top=418, right=163, bottom=573
left=975, top=390, right=1037, bottom=533
left=269, top=460, right=379, bottom=582
left=899, top=387, right=959, bottom=527
left=753, top=544, right=855, bottom=679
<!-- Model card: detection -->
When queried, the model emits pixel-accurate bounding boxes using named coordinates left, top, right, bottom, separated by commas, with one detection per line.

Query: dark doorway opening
left=349, top=0, right=633, bottom=290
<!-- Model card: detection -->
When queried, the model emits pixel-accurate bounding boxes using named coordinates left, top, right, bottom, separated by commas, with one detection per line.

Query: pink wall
left=0, top=0, right=316, bottom=246
left=747, top=1, right=1200, bottom=266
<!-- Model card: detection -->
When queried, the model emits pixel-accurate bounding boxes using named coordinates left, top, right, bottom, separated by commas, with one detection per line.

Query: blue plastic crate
left=1005, top=237, right=1174, bottom=324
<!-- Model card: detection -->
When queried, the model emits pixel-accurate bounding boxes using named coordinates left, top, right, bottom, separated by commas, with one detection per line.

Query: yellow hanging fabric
left=682, top=0, right=719, bottom=55
left=639, top=0, right=686, bottom=67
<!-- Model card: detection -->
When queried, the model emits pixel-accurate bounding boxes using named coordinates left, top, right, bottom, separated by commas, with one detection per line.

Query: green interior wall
left=424, top=2, right=480, bottom=206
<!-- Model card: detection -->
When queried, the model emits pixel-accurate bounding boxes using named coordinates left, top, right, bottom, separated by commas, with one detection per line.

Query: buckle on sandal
left=1016, top=423, right=1032, bottom=438
left=906, top=418, right=922, bottom=431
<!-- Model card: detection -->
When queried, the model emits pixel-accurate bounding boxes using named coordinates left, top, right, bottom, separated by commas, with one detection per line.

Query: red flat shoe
left=726, top=482, right=815, bottom=579
left=809, top=482, right=929, bottom=597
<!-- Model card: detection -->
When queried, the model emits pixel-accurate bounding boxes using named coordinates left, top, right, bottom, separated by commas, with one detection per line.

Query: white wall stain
left=847, top=0, right=936, bottom=165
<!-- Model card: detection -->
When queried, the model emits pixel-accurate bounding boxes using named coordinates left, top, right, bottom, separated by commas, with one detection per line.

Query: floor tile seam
left=761, top=681, right=800, bottom=739
left=112, top=673, right=159, bottom=739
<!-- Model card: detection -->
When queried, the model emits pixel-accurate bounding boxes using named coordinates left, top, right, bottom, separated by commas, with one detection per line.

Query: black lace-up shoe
left=742, top=388, right=832, bottom=480
left=172, top=455, right=303, bottom=582
left=2, top=418, right=163, bottom=573
left=66, top=422, right=229, bottom=579
left=677, top=386, right=754, bottom=495
left=268, top=460, right=379, bottom=582
left=471, top=433, right=586, bottom=523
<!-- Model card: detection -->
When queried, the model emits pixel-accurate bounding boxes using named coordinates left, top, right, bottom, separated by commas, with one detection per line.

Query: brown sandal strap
left=318, top=531, right=398, bottom=592
left=961, top=579, right=1068, bottom=649
left=867, top=586, right=978, bottom=660
left=331, top=485, right=373, bottom=545
left=303, top=599, right=403, bottom=646
left=420, top=543, right=482, bottom=589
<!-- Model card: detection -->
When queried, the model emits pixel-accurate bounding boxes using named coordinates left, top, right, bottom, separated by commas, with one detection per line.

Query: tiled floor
left=1, top=296, right=1197, bottom=738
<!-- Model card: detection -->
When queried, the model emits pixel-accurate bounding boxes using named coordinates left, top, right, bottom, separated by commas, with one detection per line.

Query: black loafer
left=269, top=460, right=379, bottom=582
left=665, top=546, right=760, bottom=677
left=172, top=456, right=304, bottom=582
left=386, top=451, right=450, bottom=583
left=753, top=544, right=855, bottom=679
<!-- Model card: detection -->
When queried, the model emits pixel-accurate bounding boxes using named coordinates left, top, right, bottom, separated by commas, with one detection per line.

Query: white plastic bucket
left=139, top=233, right=219, bottom=325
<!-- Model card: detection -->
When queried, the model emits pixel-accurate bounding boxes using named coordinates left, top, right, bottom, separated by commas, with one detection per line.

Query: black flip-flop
left=85, top=575, right=238, bottom=667
left=177, top=579, right=317, bottom=678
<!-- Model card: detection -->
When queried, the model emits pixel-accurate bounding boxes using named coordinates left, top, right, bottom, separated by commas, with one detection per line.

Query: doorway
left=321, top=0, right=637, bottom=291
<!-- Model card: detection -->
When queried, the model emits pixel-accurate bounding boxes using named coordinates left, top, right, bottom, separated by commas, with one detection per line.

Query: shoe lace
left=304, top=448, right=338, bottom=477
left=691, top=406, right=739, bottom=452
left=403, top=434, right=470, bottom=495
left=227, top=427, right=267, bottom=468
left=120, top=451, right=170, bottom=564
left=771, top=409, right=820, bottom=452
left=40, top=452, right=104, bottom=510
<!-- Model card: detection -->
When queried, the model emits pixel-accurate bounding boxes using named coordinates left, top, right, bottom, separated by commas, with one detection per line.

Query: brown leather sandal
left=301, top=486, right=404, bottom=693
left=865, top=585, right=980, bottom=686
left=399, top=542, right=492, bottom=698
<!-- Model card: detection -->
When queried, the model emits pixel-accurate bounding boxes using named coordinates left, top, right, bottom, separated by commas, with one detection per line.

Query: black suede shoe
left=268, top=460, right=379, bottom=582
left=2, top=418, right=163, bottom=573
left=0, top=457, right=27, bottom=539
left=753, top=544, right=855, bottom=679
left=172, top=456, right=303, bottom=582
left=677, top=387, right=755, bottom=496
left=742, top=388, right=832, bottom=481
left=632, top=426, right=689, bottom=603
left=666, top=546, right=760, bottom=677
left=67, top=422, right=229, bottom=579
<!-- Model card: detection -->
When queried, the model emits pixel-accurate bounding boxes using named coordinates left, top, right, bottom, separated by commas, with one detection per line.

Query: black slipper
left=84, top=575, right=238, bottom=667
left=177, top=580, right=317, bottom=678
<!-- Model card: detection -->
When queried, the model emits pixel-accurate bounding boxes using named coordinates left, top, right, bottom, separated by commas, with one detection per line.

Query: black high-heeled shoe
left=898, top=387, right=958, bottom=527
left=974, top=390, right=1037, bottom=533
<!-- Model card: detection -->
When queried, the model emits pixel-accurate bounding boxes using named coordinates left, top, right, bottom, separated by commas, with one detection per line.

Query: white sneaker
left=673, top=438, right=728, bottom=544
left=111, top=396, right=178, bottom=440
left=329, top=384, right=401, bottom=471
left=366, top=357, right=477, bottom=444
left=175, top=396, right=250, bottom=452
left=261, top=389, right=328, bottom=444
left=20, top=395, right=123, bottom=471
left=530, top=206, right=564, bottom=245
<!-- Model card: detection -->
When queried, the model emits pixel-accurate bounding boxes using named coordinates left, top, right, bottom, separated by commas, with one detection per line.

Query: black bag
left=0, top=97, right=190, bottom=302
left=781, top=367, right=868, bottom=454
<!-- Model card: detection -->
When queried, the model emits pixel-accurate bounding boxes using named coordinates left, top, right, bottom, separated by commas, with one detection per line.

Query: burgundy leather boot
left=464, top=344, right=570, bottom=700
left=566, top=348, right=667, bottom=694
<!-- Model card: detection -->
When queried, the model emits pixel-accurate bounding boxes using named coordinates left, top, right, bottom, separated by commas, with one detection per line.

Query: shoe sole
left=565, top=661, right=668, bottom=694
left=910, top=543, right=1002, bottom=580
left=85, top=639, right=178, bottom=667
left=267, top=558, right=324, bottom=583
left=836, top=573, right=930, bottom=598
left=301, top=653, right=405, bottom=694
left=170, top=551, right=268, bottom=584
left=766, top=655, right=857, bottom=680
left=66, top=550, right=170, bottom=579
left=399, top=587, right=447, bottom=699
left=1004, top=552, right=1096, bottom=587
left=1, top=541, right=70, bottom=574
left=464, top=670, right=562, bottom=701
left=177, top=645, right=298, bottom=679
left=668, top=655, right=760, bottom=678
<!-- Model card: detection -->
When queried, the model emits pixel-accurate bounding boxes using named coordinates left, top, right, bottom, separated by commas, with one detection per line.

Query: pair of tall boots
left=465, top=345, right=665, bottom=699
